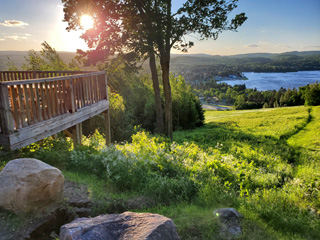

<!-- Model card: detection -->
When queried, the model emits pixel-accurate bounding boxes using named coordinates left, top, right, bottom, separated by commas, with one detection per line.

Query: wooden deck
left=0, top=71, right=110, bottom=150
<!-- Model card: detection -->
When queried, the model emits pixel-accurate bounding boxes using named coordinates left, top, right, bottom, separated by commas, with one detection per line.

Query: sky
left=0, top=0, right=319, bottom=55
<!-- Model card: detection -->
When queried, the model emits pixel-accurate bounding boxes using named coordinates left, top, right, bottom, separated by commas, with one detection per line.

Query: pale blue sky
left=0, top=0, right=319, bottom=55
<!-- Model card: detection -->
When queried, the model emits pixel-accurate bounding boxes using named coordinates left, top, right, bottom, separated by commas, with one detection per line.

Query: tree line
left=194, top=79, right=320, bottom=110
left=171, top=53, right=320, bottom=83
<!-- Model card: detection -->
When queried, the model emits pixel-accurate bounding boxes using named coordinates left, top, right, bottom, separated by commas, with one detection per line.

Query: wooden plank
left=51, top=81, right=57, bottom=117
left=8, top=86, right=16, bottom=129
left=17, top=85, right=27, bottom=127
left=88, top=76, right=93, bottom=104
left=29, top=83, right=38, bottom=123
left=78, top=78, right=83, bottom=108
left=75, top=78, right=80, bottom=110
left=1, top=71, right=104, bottom=86
left=40, top=82, right=48, bottom=120
left=62, top=80, right=68, bottom=114
left=5, top=100, right=109, bottom=149
left=54, top=81, right=60, bottom=116
left=10, top=86, right=21, bottom=129
left=46, top=82, right=53, bottom=119
left=69, top=79, right=76, bottom=112
left=57, top=80, right=63, bottom=115
left=0, top=85, right=14, bottom=134
left=79, top=78, right=84, bottom=108
left=63, top=129, right=73, bottom=138
left=84, top=76, right=89, bottom=106
left=104, top=109, right=111, bottom=146
left=34, top=82, right=42, bottom=122
left=93, top=75, right=98, bottom=103
left=23, top=84, right=32, bottom=125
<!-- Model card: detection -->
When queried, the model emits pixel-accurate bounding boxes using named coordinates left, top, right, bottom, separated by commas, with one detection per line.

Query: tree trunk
left=149, top=51, right=165, bottom=134
left=160, top=53, right=173, bottom=139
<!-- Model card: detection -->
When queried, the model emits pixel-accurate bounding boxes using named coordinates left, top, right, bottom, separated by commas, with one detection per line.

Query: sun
left=80, top=15, right=94, bottom=30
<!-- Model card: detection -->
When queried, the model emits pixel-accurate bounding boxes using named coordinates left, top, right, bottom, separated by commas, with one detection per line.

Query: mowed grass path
left=173, top=106, right=320, bottom=239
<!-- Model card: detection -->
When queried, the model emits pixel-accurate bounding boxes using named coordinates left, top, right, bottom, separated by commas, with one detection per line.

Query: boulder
left=0, top=158, right=64, bottom=214
left=214, top=208, right=243, bottom=237
left=60, top=211, right=181, bottom=240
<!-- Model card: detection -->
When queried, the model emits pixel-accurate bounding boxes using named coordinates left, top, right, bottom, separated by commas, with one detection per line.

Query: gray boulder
left=60, top=211, right=181, bottom=240
left=214, top=208, right=243, bottom=237
left=0, top=158, right=64, bottom=214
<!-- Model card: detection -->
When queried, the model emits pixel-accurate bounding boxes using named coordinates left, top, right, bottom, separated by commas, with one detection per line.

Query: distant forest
left=2, top=51, right=320, bottom=75
left=0, top=51, right=77, bottom=71
left=170, top=51, right=320, bottom=82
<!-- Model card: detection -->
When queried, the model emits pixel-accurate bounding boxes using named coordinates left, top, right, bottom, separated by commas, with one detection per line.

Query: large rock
left=0, top=158, right=64, bottom=214
left=60, top=211, right=181, bottom=240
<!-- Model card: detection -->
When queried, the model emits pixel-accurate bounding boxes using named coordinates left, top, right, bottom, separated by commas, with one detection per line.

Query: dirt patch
left=0, top=180, right=157, bottom=240
left=0, top=180, right=90, bottom=240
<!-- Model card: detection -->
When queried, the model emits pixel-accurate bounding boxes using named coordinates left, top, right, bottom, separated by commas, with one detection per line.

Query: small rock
left=60, top=211, right=180, bottom=240
left=214, top=208, right=243, bottom=237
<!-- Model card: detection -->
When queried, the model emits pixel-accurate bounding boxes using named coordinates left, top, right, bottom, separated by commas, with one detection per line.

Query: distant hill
left=1, top=50, right=320, bottom=71
left=0, top=51, right=76, bottom=70
left=169, top=51, right=320, bottom=82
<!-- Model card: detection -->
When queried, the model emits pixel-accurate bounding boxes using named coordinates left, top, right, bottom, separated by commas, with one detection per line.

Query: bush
left=20, top=135, right=71, bottom=169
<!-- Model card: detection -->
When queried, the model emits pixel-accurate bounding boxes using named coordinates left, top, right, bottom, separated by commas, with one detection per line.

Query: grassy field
left=1, top=106, right=319, bottom=239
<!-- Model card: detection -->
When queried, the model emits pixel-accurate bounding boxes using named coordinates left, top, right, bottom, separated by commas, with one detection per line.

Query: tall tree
left=62, top=0, right=247, bottom=138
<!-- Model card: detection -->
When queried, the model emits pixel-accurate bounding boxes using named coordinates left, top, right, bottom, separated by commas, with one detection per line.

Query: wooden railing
left=0, top=71, right=107, bottom=135
left=0, top=71, right=91, bottom=82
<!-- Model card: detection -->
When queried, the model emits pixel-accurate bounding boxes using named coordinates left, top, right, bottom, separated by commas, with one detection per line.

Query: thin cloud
left=0, top=39, right=5, bottom=41
left=245, top=44, right=260, bottom=48
left=0, top=20, right=29, bottom=27
left=306, top=46, right=320, bottom=49
left=5, top=35, right=28, bottom=41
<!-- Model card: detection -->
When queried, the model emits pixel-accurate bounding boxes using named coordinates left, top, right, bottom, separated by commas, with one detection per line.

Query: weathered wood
left=23, top=84, right=32, bottom=125
left=1, top=71, right=103, bottom=85
left=40, top=82, right=48, bottom=120
left=34, top=82, right=42, bottom=122
left=0, top=85, right=14, bottom=134
left=10, top=86, right=20, bottom=129
left=29, top=83, right=38, bottom=123
left=0, top=71, right=110, bottom=150
left=72, top=122, right=83, bottom=147
left=17, top=85, right=27, bottom=127
left=104, top=109, right=111, bottom=146
left=63, top=129, right=73, bottom=138
left=4, top=100, right=109, bottom=150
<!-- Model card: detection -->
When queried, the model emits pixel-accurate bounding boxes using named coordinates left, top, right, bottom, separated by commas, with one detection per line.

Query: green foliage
left=9, top=41, right=82, bottom=71
left=195, top=79, right=320, bottom=111
left=2, top=105, right=319, bottom=239
left=20, top=135, right=71, bottom=169
left=171, top=75, right=204, bottom=130
left=83, top=63, right=204, bottom=141
left=303, top=82, right=320, bottom=106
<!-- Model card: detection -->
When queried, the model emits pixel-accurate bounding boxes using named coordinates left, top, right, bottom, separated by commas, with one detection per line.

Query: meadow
left=1, top=106, right=319, bottom=239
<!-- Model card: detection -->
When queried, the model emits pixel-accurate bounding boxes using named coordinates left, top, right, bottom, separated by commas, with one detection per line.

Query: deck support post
left=104, top=109, right=111, bottom=146
left=71, top=123, right=82, bottom=147
left=104, top=73, right=111, bottom=146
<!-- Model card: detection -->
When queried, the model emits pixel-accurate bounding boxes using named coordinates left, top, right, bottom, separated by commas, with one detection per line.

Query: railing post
left=68, top=78, right=76, bottom=113
left=0, top=84, right=14, bottom=135
left=104, top=73, right=111, bottom=145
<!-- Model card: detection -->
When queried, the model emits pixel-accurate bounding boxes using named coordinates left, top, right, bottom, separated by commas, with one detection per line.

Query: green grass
left=287, top=106, right=320, bottom=150
left=2, top=105, right=320, bottom=239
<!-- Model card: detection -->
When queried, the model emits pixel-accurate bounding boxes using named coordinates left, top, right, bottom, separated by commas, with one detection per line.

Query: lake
left=222, top=71, right=320, bottom=91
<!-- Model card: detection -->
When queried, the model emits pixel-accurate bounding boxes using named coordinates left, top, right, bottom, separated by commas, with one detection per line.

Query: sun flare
left=80, top=15, right=94, bottom=30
